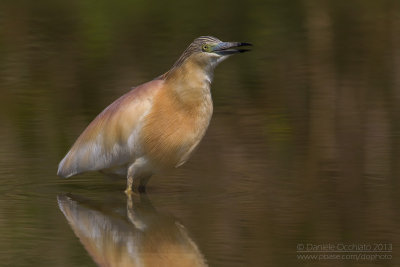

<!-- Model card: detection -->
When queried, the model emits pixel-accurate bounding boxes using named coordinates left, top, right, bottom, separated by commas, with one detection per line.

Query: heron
left=57, top=36, right=251, bottom=194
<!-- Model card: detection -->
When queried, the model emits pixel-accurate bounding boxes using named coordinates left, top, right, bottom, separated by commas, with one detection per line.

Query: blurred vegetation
left=0, top=0, right=400, bottom=266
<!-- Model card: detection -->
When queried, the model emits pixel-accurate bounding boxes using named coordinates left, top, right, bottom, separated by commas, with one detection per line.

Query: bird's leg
left=125, top=175, right=134, bottom=195
left=125, top=163, right=137, bottom=195
left=126, top=159, right=151, bottom=194
left=125, top=190, right=147, bottom=230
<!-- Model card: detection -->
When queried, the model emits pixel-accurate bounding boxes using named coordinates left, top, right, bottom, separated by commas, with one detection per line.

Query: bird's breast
left=140, top=83, right=213, bottom=170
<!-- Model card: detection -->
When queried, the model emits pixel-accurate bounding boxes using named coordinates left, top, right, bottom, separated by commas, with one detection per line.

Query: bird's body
left=58, top=36, right=251, bottom=193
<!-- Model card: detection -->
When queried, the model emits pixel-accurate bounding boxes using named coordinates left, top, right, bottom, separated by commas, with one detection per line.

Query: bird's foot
left=125, top=187, right=134, bottom=195
left=125, top=185, right=146, bottom=195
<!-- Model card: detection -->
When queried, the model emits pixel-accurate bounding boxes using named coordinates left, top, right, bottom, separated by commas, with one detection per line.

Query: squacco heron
left=57, top=36, right=251, bottom=193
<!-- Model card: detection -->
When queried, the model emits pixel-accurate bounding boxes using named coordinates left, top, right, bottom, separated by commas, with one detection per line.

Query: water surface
left=1, top=0, right=400, bottom=266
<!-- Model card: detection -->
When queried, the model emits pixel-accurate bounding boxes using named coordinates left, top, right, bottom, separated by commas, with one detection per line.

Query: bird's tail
left=57, top=151, right=77, bottom=178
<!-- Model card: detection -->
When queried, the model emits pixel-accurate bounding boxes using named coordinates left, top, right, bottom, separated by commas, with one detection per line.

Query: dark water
left=1, top=0, right=400, bottom=266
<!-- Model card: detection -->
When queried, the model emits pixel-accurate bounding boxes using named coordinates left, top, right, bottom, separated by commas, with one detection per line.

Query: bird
left=58, top=193, right=208, bottom=266
left=57, top=36, right=251, bottom=194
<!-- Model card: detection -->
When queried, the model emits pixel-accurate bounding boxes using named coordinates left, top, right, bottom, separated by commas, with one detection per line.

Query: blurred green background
left=0, top=0, right=399, bottom=266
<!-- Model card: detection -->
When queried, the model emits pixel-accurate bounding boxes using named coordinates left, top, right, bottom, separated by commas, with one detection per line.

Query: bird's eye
left=202, top=44, right=209, bottom=52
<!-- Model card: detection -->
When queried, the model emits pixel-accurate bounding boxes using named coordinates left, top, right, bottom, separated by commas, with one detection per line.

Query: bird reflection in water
left=57, top=193, right=207, bottom=267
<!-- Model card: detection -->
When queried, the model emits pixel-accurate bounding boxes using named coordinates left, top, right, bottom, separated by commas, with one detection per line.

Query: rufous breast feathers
left=141, top=82, right=213, bottom=169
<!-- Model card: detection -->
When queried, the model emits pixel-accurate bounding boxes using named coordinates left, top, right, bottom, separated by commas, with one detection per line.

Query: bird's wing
left=57, top=79, right=164, bottom=178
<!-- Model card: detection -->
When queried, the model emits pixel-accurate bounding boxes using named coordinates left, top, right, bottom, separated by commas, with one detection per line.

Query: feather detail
left=57, top=80, right=164, bottom=178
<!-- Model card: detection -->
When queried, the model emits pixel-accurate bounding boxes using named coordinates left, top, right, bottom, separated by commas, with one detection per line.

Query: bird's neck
left=164, top=59, right=215, bottom=106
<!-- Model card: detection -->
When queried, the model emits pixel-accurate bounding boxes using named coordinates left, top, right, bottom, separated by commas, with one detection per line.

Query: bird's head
left=170, top=36, right=252, bottom=72
left=197, top=36, right=252, bottom=56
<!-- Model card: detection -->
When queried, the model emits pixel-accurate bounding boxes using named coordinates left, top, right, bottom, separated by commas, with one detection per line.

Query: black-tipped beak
left=212, top=42, right=252, bottom=55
